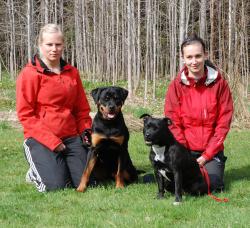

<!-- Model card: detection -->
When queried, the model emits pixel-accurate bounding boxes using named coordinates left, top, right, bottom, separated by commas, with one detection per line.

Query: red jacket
left=164, top=66, right=233, bottom=161
left=16, top=56, right=92, bottom=151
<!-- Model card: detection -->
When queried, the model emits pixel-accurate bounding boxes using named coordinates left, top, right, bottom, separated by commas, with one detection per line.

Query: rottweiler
left=140, top=114, right=207, bottom=205
left=77, top=86, right=138, bottom=192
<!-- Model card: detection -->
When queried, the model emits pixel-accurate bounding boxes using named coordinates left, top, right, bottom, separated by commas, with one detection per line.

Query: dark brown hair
left=181, top=33, right=206, bottom=55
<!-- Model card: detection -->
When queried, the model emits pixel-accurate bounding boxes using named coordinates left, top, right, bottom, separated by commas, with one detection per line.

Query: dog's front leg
left=77, top=148, right=97, bottom=192
left=115, top=157, right=125, bottom=188
left=155, top=170, right=165, bottom=199
left=173, top=170, right=182, bottom=205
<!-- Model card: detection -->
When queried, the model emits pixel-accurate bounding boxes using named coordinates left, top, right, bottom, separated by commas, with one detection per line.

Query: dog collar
left=152, top=145, right=166, bottom=163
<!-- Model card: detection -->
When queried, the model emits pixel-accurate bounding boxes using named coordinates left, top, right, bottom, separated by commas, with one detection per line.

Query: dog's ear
left=163, top=117, right=172, bottom=126
left=118, top=87, right=128, bottom=102
left=91, top=87, right=105, bottom=104
left=140, top=113, right=151, bottom=119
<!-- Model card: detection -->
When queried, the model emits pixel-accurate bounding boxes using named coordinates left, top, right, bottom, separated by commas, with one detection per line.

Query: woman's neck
left=188, top=69, right=205, bottom=80
left=40, top=57, right=61, bottom=73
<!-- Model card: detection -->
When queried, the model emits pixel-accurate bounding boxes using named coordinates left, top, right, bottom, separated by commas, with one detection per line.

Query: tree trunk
left=127, top=0, right=132, bottom=98
left=134, top=0, right=141, bottom=93
left=199, top=0, right=206, bottom=39
left=27, top=0, right=32, bottom=61
left=169, top=0, right=177, bottom=79
left=179, top=0, right=186, bottom=69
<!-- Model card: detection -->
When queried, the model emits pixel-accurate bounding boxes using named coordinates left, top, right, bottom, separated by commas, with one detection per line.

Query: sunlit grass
left=0, top=125, right=250, bottom=227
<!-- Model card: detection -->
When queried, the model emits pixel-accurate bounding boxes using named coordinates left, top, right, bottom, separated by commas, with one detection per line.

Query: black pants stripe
left=23, top=136, right=89, bottom=192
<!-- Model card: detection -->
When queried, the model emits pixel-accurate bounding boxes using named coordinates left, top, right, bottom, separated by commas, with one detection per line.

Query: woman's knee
left=43, top=179, right=70, bottom=191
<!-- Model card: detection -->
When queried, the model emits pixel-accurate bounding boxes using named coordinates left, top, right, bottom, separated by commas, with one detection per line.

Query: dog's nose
left=109, top=105, right=115, bottom=112
left=145, top=133, right=150, bottom=139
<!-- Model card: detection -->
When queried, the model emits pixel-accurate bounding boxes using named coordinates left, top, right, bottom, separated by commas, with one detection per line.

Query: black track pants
left=23, top=136, right=88, bottom=192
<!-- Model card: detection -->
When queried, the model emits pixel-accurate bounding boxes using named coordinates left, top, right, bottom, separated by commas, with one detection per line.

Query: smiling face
left=39, top=32, right=64, bottom=66
left=182, top=42, right=208, bottom=79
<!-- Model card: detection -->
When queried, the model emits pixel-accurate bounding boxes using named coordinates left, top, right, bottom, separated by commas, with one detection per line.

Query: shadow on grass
left=224, top=165, right=250, bottom=190
left=137, top=164, right=250, bottom=188
left=90, top=164, right=250, bottom=189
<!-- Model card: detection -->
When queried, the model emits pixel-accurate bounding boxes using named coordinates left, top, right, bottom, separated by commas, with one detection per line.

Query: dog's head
left=140, top=114, right=172, bottom=146
left=91, top=86, right=128, bottom=120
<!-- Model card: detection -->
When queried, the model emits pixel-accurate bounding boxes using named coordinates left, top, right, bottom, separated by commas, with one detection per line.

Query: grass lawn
left=0, top=123, right=250, bottom=228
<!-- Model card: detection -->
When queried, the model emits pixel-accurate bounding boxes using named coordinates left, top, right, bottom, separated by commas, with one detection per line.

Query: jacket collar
left=31, top=54, right=71, bottom=73
left=180, top=65, right=219, bottom=86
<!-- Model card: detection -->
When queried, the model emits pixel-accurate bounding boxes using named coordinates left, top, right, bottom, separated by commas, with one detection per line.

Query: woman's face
left=182, top=42, right=207, bottom=77
left=39, top=32, right=64, bottom=65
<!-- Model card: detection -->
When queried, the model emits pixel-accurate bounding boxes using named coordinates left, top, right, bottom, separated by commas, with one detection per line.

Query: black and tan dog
left=140, top=114, right=207, bottom=205
left=77, top=86, right=138, bottom=192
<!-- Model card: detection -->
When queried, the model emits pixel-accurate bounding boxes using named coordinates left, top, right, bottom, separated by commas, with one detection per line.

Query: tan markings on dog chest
left=91, top=133, right=107, bottom=147
left=92, top=133, right=124, bottom=146
left=109, top=136, right=124, bottom=145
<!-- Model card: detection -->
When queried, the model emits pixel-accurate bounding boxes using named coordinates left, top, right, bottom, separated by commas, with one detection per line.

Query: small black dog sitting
left=140, top=114, right=207, bottom=205
left=77, top=86, right=138, bottom=192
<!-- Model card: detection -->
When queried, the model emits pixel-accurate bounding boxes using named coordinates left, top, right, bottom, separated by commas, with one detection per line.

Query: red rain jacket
left=16, top=56, right=92, bottom=151
left=164, top=66, right=233, bottom=161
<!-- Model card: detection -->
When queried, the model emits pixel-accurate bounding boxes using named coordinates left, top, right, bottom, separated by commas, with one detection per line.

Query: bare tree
left=27, top=0, right=32, bottom=61
left=168, top=0, right=177, bottom=79
left=127, top=0, right=132, bottom=98
left=228, top=0, right=235, bottom=77
left=199, top=0, right=206, bottom=39
left=179, top=0, right=186, bottom=68
left=7, top=0, right=16, bottom=79
left=0, top=0, right=249, bottom=119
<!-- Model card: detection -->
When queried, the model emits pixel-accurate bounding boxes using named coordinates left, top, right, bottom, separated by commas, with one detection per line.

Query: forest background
left=0, top=0, right=249, bottom=123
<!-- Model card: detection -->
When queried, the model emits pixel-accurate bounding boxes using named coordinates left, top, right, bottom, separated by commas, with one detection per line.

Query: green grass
left=1, top=124, right=250, bottom=227
left=0, top=75, right=167, bottom=115
left=0, top=77, right=16, bottom=111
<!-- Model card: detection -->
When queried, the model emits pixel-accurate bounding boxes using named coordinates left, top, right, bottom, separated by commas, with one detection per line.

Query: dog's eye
left=148, top=124, right=157, bottom=130
left=105, top=96, right=110, bottom=101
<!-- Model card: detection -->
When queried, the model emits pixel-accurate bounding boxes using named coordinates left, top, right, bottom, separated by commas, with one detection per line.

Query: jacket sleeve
left=72, top=70, right=92, bottom=134
left=16, top=68, right=62, bottom=151
left=202, top=80, right=233, bottom=160
left=164, top=80, right=187, bottom=147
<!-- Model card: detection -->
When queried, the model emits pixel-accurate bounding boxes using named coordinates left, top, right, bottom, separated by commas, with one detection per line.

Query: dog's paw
left=173, top=201, right=182, bottom=206
left=115, top=183, right=125, bottom=189
left=156, top=193, right=164, bottom=199
left=76, top=185, right=87, bottom=193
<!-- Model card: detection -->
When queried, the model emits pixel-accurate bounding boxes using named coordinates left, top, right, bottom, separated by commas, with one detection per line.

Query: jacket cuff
left=201, top=153, right=211, bottom=161
left=42, top=137, right=62, bottom=151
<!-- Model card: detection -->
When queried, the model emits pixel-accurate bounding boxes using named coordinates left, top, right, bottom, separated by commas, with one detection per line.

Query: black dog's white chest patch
left=152, top=145, right=166, bottom=163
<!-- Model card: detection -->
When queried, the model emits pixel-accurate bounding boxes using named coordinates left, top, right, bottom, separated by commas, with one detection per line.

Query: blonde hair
left=38, top=23, right=64, bottom=45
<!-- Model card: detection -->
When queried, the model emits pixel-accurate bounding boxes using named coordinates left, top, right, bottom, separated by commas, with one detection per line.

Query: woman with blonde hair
left=16, top=24, right=92, bottom=192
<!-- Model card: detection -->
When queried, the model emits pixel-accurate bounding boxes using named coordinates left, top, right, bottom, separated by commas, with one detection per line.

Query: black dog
left=140, top=114, right=207, bottom=205
left=77, top=86, right=138, bottom=192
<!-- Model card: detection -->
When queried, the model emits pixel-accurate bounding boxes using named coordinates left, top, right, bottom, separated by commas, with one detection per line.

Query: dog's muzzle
left=145, top=140, right=152, bottom=146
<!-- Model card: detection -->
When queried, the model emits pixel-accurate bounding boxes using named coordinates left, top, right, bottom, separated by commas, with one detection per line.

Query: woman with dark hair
left=164, top=34, right=233, bottom=192
left=16, top=24, right=92, bottom=192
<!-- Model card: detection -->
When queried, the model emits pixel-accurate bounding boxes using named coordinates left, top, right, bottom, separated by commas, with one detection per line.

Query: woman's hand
left=197, top=156, right=207, bottom=167
left=54, top=143, right=66, bottom=152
